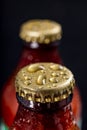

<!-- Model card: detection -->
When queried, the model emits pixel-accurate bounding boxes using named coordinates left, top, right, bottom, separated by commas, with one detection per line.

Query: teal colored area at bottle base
left=0, top=121, right=8, bottom=130
left=77, top=118, right=82, bottom=130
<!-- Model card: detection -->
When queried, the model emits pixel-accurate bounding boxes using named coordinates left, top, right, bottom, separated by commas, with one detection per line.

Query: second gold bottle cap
left=19, top=19, right=62, bottom=44
left=15, top=63, right=75, bottom=103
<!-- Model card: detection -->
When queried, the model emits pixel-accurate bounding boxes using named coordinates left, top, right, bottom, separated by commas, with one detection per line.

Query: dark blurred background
left=1, top=1, right=87, bottom=130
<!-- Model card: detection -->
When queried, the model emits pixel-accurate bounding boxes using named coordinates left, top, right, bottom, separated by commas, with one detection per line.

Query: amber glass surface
left=1, top=41, right=81, bottom=127
left=10, top=95, right=79, bottom=130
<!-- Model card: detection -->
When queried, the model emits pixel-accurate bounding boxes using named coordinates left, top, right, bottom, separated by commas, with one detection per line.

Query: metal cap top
left=15, top=63, right=75, bottom=103
left=19, top=19, right=62, bottom=44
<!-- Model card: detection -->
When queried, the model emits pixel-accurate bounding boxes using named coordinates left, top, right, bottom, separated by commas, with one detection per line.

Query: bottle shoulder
left=10, top=104, right=79, bottom=130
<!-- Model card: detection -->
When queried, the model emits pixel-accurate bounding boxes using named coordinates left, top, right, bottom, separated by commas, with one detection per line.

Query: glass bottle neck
left=23, top=41, right=60, bottom=50
left=11, top=94, right=79, bottom=130
left=17, top=41, right=62, bottom=69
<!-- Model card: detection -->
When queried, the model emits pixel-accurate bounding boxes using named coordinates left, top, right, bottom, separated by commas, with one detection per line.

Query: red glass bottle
left=10, top=63, right=80, bottom=130
left=1, top=20, right=81, bottom=127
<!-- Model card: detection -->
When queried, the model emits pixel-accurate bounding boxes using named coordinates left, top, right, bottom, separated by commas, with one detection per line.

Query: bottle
left=1, top=20, right=81, bottom=127
left=10, top=63, right=80, bottom=130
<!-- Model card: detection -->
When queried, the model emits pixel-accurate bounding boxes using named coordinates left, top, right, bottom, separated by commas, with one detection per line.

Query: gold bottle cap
left=15, top=63, right=75, bottom=103
left=19, top=19, right=62, bottom=44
